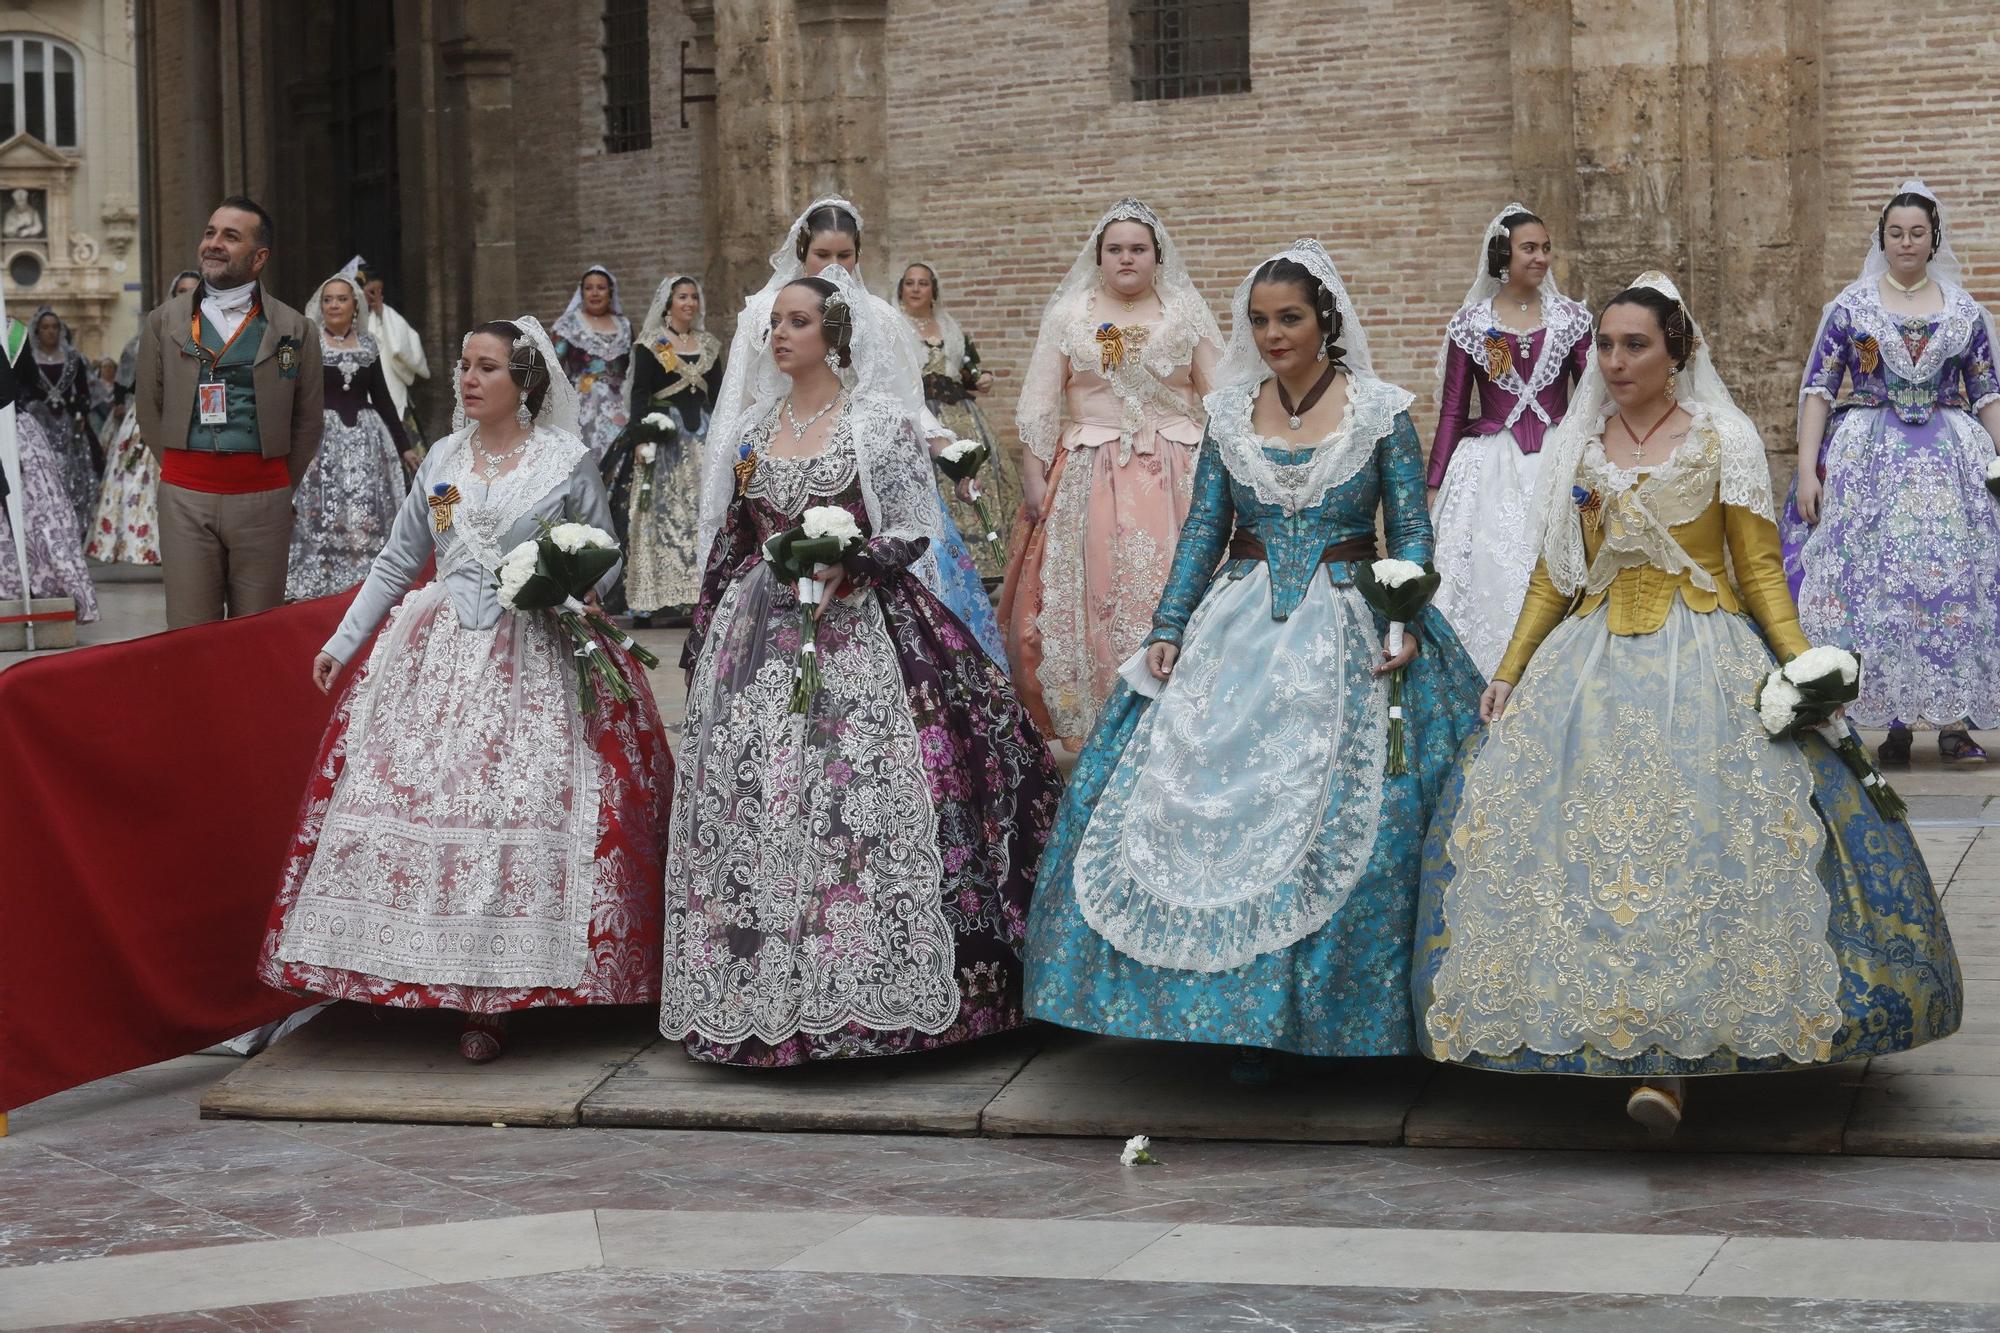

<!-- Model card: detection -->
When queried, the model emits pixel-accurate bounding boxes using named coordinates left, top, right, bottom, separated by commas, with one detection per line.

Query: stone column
left=1523, top=0, right=1822, bottom=463
left=702, top=0, right=796, bottom=335
left=1509, top=0, right=1578, bottom=291
left=436, top=0, right=518, bottom=327
left=791, top=0, right=890, bottom=275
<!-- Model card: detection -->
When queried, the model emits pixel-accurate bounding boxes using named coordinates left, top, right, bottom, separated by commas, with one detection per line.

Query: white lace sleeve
left=1715, top=408, right=1777, bottom=520
left=851, top=392, right=948, bottom=591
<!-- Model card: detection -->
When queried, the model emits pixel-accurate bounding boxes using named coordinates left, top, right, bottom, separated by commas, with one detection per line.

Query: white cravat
left=200, top=279, right=258, bottom=341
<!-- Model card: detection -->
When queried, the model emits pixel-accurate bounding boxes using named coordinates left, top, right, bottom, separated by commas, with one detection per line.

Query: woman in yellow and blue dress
left=1414, top=273, right=1961, bottom=1137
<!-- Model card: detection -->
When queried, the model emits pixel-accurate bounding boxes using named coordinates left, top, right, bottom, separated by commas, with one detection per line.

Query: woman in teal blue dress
left=1023, top=240, right=1485, bottom=1065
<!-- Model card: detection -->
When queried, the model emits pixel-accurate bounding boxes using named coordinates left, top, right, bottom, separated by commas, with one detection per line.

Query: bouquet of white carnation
left=763, top=504, right=867, bottom=713
left=934, top=439, right=1000, bottom=544
left=621, top=410, right=679, bottom=498
left=1353, top=558, right=1442, bottom=775
left=1756, top=645, right=1905, bottom=820
left=495, top=520, right=661, bottom=714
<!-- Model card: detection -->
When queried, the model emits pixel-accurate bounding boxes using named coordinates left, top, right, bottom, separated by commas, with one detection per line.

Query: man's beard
left=201, top=253, right=255, bottom=288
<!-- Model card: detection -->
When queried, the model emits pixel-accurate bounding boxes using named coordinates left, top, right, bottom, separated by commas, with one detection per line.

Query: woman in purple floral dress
left=1782, top=181, right=2000, bottom=766
left=660, top=265, right=1061, bottom=1067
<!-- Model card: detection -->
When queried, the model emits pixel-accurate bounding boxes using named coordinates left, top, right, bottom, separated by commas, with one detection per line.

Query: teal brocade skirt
left=1024, top=601, right=1485, bottom=1057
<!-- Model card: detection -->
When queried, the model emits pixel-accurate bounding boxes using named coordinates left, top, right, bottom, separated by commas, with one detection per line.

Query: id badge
left=197, top=381, right=228, bottom=426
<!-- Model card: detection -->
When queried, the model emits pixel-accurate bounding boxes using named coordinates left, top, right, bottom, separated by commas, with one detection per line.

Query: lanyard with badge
left=191, top=298, right=261, bottom=426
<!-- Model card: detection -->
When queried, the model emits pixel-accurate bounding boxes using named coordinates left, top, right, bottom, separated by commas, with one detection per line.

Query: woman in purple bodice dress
left=1428, top=205, right=1592, bottom=677
left=659, top=264, right=1061, bottom=1067
left=1782, top=180, right=2000, bottom=767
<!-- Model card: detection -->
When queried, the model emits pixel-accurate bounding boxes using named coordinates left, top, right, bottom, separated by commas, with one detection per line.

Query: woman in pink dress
left=1001, top=198, right=1222, bottom=747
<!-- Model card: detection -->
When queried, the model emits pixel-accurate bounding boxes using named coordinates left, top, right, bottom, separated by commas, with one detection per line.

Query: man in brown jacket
left=136, top=196, right=323, bottom=628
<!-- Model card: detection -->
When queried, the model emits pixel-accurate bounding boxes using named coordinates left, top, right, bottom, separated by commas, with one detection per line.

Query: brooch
left=1094, top=322, right=1147, bottom=373
left=428, top=482, right=463, bottom=533
left=1482, top=328, right=1512, bottom=380
left=1572, top=485, right=1603, bottom=535
left=275, top=338, right=300, bottom=379
left=653, top=339, right=681, bottom=375
left=733, top=443, right=758, bottom=495
left=1854, top=333, right=1880, bottom=375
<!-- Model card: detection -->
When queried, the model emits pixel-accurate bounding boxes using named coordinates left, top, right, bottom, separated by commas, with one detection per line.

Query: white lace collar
left=436, top=426, right=588, bottom=571
left=1834, top=277, right=1982, bottom=383
left=1207, top=375, right=1414, bottom=516
left=1444, top=294, right=1591, bottom=426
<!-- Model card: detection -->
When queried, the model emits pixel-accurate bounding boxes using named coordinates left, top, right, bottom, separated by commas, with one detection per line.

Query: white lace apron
left=274, top=436, right=602, bottom=989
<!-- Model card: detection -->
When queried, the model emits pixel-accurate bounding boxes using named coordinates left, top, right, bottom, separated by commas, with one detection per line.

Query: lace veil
left=555, top=264, right=624, bottom=329
left=1798, top=177, right=2000, bottom=408
left=738, top=263, right=948, bottom=595
left=305, top=271, right=372, bottom=339
left=700, top=195, right=927, bottom=565
left=898, top=260, right=967, bottom=369
left=638, top=273, right=705, bottom=343
left=1529, top=271, right=1773, bottom=596
left=1434, top=202, right=1578, bottom=386
left=1203, top=239, right=1411, bottom=516
left=1013, top=197, right=1222, bottom=464
left=447, top=314, right=581, bottom=441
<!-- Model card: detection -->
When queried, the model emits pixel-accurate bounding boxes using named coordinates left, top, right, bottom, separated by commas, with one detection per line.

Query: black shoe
left=630, top=613, right=653, bottom=629
left=1877, top=726, right=1912, bottom=769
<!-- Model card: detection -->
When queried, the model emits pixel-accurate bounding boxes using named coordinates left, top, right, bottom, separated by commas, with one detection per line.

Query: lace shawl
left=1206, top=376, right=1415, bottom=516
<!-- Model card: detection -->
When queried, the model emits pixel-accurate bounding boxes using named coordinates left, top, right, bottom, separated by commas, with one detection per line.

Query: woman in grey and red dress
left=661, top=264, right=1060, bottom=1067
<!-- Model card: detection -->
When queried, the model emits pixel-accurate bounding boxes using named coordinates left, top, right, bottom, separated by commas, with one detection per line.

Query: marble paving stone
left=0, top=1233, right=428, bottom=1330
left=778, top=1213, right=1176, bottom=1280
left=1956, top=953, right=2000, bottom=981
left=335, top=1208, right=603, bottom=1284
left=596, top=1208, right=866, bottom=1272
left=1690, top=1234, right=2000, bottom=1303
left=1904, top=796, right=1998, bottom=826
left=980, top=1033, right=1430, bottom=1144
left=464, top=1269, right=2000, bottom=1333
left=1844, top=1073, right=2000, bottom=1158
left=1104, top=1222, right=1723, bottom=1295
left=0, top=1142, right=269, bottom=1268
left=1403, top=1064, right=1865, bottom=1154
left=579, top=1031, right=1042, bottom=1135
left=199, top=1003, right=660, bottom=1127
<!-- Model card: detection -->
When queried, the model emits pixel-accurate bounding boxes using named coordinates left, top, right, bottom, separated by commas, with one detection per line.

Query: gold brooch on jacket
left=428, top=483, right=463, bottom=533
left=1095, top=322, right=1147, bottom=373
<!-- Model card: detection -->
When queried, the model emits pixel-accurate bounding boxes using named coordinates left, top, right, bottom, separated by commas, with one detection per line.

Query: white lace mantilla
left=1208, top=376, right=1413, bottom=516
left=1444, top=295, right=1592, bottom=429
left=1075, top=567, right=1387, bottom=972
left=433, top=427, right=590, bottom=576
left=1834, top=278, right=1985, bottom=385
left=274, top=578, right=601, bottom=989
left=1543, top=403, right=1774, bottom=598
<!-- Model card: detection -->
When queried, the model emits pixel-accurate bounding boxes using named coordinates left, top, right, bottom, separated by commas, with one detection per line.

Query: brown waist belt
left=1227, top=531, right=1378, bottom=564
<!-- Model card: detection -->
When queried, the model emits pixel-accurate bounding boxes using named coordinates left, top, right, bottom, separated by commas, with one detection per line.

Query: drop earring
left=516, top=391, right=533, bottom=429
left=824, top=350, right=841, bottom=372
left=1666, top=367, right=1680, bottom=400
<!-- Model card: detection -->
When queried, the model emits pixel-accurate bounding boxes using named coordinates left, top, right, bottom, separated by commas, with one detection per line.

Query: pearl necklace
left=784, top=391, right=843, bottom=440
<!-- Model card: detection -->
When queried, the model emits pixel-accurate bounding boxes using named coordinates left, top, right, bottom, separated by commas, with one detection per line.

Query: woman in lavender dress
left=551, top=265, right=633, bottom=462
left=1782, top=180, right=2000, bottom=765
left=662, top=265, right=1060, bottom=1067
left=286, top=273, right=414, bottom=600
left=1428, top=205, right=1591, bottom=677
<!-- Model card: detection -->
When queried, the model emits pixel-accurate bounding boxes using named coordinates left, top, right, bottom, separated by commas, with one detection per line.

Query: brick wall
left=881, top=0, right=1515, bottom=460
left=510, top=0, right=707, bottom=331
left=1820, top=0, right=2000, bottom=312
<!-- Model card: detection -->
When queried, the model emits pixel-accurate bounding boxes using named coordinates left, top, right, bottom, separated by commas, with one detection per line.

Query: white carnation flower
left=638, top=441, right=658, bottom=465
left=1758, top=669, right=1804, bottom=737
left=1371, top=558, right=1427, bottom=588
left=495, top=542, right=540, bottom=610
left=549, top=522, right=617, bottom=553
left=1119, top=1134, right=1159, bottom=1167
left=939, top=439, right=979, bottom=463
left=644, top=411, right=673, bottom=431
left=1987, top=456, right=2000, bottom=481
left=801, top=505, right=862, bottom=542
left=1782, top=645, right=1860, bottom=689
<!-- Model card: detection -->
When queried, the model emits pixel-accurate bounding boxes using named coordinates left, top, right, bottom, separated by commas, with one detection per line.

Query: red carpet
left=0, top=593, right=359, bottom=1113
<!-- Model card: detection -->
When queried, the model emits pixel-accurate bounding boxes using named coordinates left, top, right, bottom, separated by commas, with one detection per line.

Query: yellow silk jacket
left=1494, top=459, right=1809, bottom=686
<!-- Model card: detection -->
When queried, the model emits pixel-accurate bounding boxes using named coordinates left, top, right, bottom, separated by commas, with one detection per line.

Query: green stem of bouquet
left=557, top=609, right=636, bottom=712
left=1384, top=668, right=1408, bottom=777
left=789, top=605, right=822, bottom=714
left=969, top=495, right=1000, bottom=543
left=1834, top=731, right=1908, bottom=821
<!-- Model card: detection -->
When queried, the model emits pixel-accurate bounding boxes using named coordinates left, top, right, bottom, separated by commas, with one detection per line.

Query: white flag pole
left=0, top=275, right=34, bottom=651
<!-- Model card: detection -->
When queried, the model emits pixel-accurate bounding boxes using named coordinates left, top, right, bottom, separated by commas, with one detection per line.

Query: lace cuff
left=1799, top=385, right=1835, bottom=405
left=845, top=533, right=927, bottom=592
